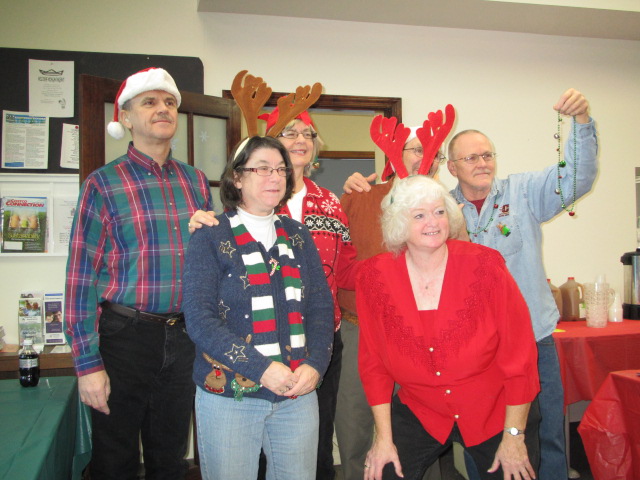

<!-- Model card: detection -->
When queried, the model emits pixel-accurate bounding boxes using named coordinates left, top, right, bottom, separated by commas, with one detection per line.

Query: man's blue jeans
left=537, top=334, right=568, bottom=480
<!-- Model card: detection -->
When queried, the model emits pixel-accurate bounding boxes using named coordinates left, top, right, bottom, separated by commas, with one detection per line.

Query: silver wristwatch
left=504, top=427, right=525, bottom=436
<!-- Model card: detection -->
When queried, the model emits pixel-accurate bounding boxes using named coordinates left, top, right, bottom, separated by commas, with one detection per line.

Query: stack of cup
left=584, top=274, right=615, bottom=328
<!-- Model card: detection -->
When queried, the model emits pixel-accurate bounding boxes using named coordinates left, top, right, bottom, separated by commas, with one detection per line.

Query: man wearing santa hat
left=65, top=68, right=212, bottom=479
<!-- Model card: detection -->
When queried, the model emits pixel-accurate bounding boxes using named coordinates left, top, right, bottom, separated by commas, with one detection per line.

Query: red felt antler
left=416, top=104, right=456, bottom=176
left=370, top=115, right=411, bottom=181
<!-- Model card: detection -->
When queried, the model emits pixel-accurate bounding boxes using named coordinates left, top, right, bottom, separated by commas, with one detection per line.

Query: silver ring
left=188, top=222, right=192, bottom=227
left=364, top=464, right=370, bottom=469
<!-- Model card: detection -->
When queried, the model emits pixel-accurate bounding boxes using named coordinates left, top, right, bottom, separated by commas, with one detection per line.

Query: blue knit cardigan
left=183, top=211, right=334, bottom=402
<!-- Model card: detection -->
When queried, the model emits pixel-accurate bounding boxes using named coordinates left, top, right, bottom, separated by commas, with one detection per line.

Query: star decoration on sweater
left=218, top=300, right=230, bottom=320
left=240, top=274, right=250, bottom=289
left=219, top=241, right=236, bottom=257
left=290, top=234, right=304, bottom=247
left=225, top=344, right=248, bottom=363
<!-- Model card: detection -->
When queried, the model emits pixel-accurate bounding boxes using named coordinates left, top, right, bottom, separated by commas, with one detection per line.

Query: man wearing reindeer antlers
left=335, top=107, right=456, bottom=480
left=65, top=67, right=212, bottom=479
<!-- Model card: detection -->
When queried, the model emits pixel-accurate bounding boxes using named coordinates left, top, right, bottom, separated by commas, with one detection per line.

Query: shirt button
left=445, top=389, right=451, bottom=394
left=174, top=226, right=177, bottom=230
left=429, top=347, right=434, bottom=352
left=454, top=414, right=459, bottom=419
left=435, top=371, right=441, bottom=376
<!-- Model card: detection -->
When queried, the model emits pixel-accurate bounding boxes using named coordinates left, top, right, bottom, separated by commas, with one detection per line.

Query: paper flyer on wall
left=44, top=293, right=66, bottom=345
left=18, top=291, right=45, bottom=349
left=52, top=196, right=77, bottom=254
left=2, top=110, right=49, bottom=169
left=28, top=59, right=75, bottom=118
left=1, top=196, right=48, bottom=253
left=60, top=123, right=79, bottom=169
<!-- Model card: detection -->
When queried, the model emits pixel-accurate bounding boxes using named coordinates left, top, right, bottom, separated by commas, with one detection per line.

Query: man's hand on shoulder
left=343, top=172, right=377, bottom=194
left=78, top=370, right=111, bottom=414
left=188, top=210, right=218, bottom=234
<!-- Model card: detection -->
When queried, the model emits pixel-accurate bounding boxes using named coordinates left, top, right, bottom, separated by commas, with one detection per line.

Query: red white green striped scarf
left=229, top=212, right=306, bottom=370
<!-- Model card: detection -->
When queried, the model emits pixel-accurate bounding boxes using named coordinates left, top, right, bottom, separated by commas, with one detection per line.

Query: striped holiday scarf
left=228, top=212, right=306, bottom=370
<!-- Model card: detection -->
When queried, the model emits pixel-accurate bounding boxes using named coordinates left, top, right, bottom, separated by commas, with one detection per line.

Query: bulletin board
left=0, top=47, right=204, bottom=174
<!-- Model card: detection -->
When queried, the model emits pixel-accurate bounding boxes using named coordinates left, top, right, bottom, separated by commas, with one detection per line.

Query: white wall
left=1, top=0, right=638, bottom=344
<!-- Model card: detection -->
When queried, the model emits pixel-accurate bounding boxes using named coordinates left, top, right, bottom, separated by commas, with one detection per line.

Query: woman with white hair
left=357, top=175, right=540, bottom=480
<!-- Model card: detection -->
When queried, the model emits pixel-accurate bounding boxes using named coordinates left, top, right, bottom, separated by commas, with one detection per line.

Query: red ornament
left=568, top=211, right=576, bottom=217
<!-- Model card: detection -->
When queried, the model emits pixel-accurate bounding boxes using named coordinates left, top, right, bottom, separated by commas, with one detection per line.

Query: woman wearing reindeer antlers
left=183, top=72, right=336, bottom=480
left=188, top=71, right=359, bottom=480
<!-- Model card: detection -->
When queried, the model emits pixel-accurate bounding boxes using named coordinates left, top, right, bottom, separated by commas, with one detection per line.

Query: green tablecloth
left=0, top=376, right=91, bottom=480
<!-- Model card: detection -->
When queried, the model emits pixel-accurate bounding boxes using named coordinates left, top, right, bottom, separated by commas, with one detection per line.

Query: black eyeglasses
left=237, top=166, right=292, bottom=177
left=278, top=130, right=318, bottom=140
left=453, top=152, right=497, bottom=164
left=402, top=147, right=447, bottom=163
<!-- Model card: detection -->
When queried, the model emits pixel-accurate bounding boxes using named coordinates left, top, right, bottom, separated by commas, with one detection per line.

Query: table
left=553, top=320, right=640, bottom=407
left=0, top=345, right=75, bottom=379
left=578, top=370, right=640, bottom=480
left=0, top=376, right=91, bottom=480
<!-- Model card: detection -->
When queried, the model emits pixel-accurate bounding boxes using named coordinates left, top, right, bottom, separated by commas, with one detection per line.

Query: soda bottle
left=19, top=338, right=40, bottom=387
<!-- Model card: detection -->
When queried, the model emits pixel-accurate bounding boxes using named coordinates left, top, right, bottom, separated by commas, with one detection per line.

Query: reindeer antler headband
left=230, top=70, right=323, bottom=140
left=372, top=104, right=456, bottom=181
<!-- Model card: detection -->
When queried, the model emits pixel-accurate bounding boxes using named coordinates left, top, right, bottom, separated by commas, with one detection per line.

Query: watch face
left=506, top=427, right=522, bottom=435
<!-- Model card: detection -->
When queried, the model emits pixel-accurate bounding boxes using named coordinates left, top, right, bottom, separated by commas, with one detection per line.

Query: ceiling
left=197, top=0, right=640, bottom=41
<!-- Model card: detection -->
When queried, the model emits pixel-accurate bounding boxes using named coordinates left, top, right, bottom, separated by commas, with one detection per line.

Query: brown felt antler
left=266, top=83, right=323, bottom=138
left=416, top=104, right=456, bottom=176
left=370, top=115, right=411, bottom=181
left=230, top=70, right=273, bottom=137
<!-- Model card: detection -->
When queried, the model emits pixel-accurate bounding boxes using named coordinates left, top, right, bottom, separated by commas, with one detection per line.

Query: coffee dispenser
left=621, top=248, right=640, bottom=320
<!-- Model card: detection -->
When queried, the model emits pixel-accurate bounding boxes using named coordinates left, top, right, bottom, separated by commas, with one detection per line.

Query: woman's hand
left=259, top=361, right=298, bottom=396
left=188, top=210, right=218, bottom=234
left=285, top=364, right=319, bottom=397
left=487, top=434, right=536, bottom=479
left=343, top=172, right=377, bottom=194
left=364, top=436, right=403, bottom=480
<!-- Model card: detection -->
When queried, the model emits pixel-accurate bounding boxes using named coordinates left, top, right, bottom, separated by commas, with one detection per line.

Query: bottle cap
left=23, top=338, right=33, bottom=346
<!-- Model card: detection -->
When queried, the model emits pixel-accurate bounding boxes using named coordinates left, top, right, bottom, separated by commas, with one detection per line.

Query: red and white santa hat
left=107, top=67, right=182, bottom=140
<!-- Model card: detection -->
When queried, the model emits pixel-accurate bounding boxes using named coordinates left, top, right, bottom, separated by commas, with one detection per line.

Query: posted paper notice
left=1, top=111, right=48, bottom=169
left=29, top=59, right=74, bottom=118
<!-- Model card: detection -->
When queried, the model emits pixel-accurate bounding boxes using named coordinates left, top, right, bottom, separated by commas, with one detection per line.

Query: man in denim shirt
left=447, top=88, right=597, bottom=480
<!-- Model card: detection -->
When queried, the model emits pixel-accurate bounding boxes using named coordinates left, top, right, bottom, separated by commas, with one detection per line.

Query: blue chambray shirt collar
left=452, top=177, right=503, bottom=207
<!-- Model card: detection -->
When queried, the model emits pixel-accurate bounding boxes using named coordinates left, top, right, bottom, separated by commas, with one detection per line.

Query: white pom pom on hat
left=107, top=67, right=182, bottom=139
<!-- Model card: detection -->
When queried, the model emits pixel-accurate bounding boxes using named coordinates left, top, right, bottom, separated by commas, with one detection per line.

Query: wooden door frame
left=222, top=90, right=402, bottom=160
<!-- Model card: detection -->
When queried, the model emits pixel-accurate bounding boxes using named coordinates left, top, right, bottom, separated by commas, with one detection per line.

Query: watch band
left=504, top=427, right=525, bottom=436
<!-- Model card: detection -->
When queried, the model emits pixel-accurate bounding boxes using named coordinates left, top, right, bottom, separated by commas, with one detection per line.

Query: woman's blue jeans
left=195, top=387, right=319, bottom=480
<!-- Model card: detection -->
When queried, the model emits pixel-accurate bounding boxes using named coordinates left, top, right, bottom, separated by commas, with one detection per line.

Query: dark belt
left=101, top=301, right=185, bottom=326
left=340, top=308, right=359, bottom=326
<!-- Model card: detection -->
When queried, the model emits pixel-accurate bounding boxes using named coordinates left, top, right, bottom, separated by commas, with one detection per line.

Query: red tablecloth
left=552, top=320, right=640, bottom=406
left=577, top=370, right=640, bottom=480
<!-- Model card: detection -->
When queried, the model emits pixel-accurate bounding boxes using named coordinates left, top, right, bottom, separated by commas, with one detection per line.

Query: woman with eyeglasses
left=182, top=135, right=334, bottom=480
left=262, top=108, right=358, bottom=480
